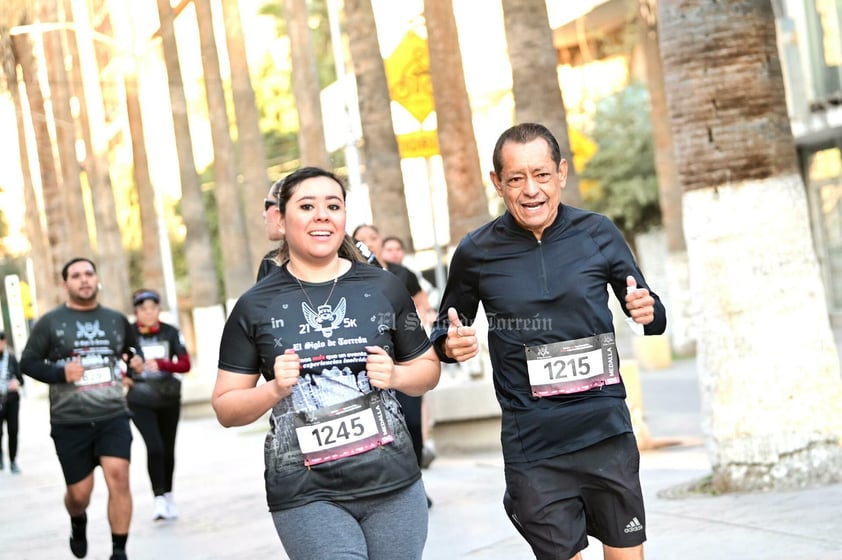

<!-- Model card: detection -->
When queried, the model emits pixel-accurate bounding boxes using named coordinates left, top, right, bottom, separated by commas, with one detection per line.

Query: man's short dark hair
left=492, top=122, right=563, bottom=177
left=382, top=236, right=406, bottom=250
left=61, top=257, right=97, bottom=281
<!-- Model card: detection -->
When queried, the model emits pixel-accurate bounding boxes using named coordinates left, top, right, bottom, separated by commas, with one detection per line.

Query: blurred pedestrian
left=0, top=331, right=23, bottom=474
left=19, top=257, right=144, bottom=560
left=125, top=289, right=191, bottom=521
left=213, top=166, right=440, bottom=559
left=352, top=226, right=435, bottom=327
left=432, top=123, right=667, bottom=560
left=257, top=180, right=285, bottom=282
left=352, top=225, right=438, bottom=484
left=380, top=235, right=407, bottom=266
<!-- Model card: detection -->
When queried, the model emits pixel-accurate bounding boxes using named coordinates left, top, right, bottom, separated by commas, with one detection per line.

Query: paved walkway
left=2, top=356, right=842, bottom=559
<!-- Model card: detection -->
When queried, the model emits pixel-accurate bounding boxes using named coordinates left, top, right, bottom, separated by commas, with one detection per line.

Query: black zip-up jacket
left=431, top=205, right=666, bottom=463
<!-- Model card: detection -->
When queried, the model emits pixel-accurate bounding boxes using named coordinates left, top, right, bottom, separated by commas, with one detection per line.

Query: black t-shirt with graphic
left=386, top=262, right=422, bottom=297
left=219, top=260, right=431, bottom=511
left=20, top=304, right=139, bottom=424
left=127, top=321, right=188, bottom=407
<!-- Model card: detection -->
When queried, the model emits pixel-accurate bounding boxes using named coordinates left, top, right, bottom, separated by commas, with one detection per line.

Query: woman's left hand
left=365, top=346, right=395, bottom=389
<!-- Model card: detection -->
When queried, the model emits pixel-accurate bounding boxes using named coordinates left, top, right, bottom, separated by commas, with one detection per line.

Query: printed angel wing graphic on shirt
left=301, top=297, right=347, bottom=338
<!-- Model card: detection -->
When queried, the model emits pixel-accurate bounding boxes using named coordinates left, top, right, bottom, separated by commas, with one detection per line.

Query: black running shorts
left=503, top=433, right=646, bottom=559
left=50, top=414, right=133, bottom=485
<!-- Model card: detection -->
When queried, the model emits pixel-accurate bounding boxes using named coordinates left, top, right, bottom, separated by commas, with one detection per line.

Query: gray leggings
left=271, top=479, right=428, bottom=560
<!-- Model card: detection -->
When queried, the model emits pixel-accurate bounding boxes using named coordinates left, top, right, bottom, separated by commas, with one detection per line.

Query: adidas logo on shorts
left=623, top=517, right=644, bottom=533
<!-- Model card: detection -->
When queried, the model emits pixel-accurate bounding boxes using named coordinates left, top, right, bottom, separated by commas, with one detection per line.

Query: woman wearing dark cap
left=125, top=289, right=191, bottom=521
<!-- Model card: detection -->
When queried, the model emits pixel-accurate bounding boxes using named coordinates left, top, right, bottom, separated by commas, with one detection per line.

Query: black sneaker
left=70, top=514, right=87, bottom=558
left=110, top=550, right=128, bottom=560
left=421, top=444, right=436, bottom=469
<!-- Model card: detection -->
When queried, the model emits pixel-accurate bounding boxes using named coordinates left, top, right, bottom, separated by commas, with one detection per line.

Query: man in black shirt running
left=20, top=258, right=144, bottom=560
left=431, top=123, right=666, bottom=560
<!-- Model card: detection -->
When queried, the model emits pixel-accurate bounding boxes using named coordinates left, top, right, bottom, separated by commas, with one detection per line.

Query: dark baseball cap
left=132, top=289, right=161, bottom=307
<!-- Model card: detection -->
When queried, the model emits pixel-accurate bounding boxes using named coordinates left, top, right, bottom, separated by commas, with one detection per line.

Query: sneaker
left=69, top=514, right=87, bottom=558
left=152, top=495, right=169, bottom=521
left=110, top=550, right=128, bottom=560
left=10, top=461, right=20, bottom=474
left=421, top=444, right=436, bottom=469
left=164, top=492, right=178, bottom=519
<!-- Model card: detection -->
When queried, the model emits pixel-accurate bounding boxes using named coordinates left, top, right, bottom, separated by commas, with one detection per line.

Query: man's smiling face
left=490, top=137, right=568, bottom=240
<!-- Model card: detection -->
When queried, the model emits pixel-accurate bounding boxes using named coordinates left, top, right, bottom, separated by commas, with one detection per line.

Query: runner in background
left=125, top=289, right=191, bottom=521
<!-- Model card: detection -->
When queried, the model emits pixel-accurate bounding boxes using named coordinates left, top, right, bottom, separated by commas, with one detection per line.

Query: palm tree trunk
left=125, top=71, right=169, bottom=301
left=65, top=0, right=131, bottom=314
left=107, top=0, right=169, bottom=305
left=284, top=0, right=331, bottom=169
left=501, top=0, right=582, bottom=207
left=194, top=0, right=254, bottom=302
left=344, top=0, right=413, bottom=246
left=637, top=0, right=694, bottom=356
left=11, top=27, right=66, bottom=305
left=40, top=0, right=91, bottom=258
left=659, top=0, right=842, bottom=492
left=156, top=0, right=219, bottom=307
left=219, top=0, right=271, bottom=275
left=423, top=0, right=490, bottom=245
left=2, top=29, right=55, bottom=315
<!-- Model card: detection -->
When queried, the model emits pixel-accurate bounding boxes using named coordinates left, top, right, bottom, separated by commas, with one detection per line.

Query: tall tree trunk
left=423, top=0, right=490, bottom=245
left=124, top=69, right=169, bottom=304
left=107, top=0, right=168, bottom=305
left=194, top=0, right=253, bottom=301
left=344, top=0, right=413, bottom=245
left=156, top=0, right=219, bottom=307
left=284, top=0, right=330, bottom=169
left=2, top=29, right=55, bottom=315
left=219, top=0, right=271, bottom=275
left=637, top=0, right=694, bottom=356
left=40, top=0, right=91, bottom=258
left=11, top=28, right=66, bottom=305
left=659, top=0, right=842, bottom=492
left=66, top=0, right=131, bottom=314
left=501, top=0, right=582, bottom=207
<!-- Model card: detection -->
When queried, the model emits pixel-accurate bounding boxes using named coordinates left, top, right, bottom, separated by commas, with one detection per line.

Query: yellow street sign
left=385, top=31, right=435, bottom=123
left=396, top=130, right=440, bottom=159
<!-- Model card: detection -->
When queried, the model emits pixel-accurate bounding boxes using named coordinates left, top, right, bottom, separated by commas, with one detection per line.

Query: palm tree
left=64, top=0, right=131, bottom=313
left=194, top=0, right=254, bottom=302
left=284, top=0, right=331, bottom=169
left=107, top=1, right=169, bottom=303
left=155, top=0, right=219, bottom=307
left=219, top=0, right=271, bottom=275
left=500, top=0, right=582, bottom=207
left=659, top=0, right=842, bottom=492
left=1, top=24, right=55, bottom=315
left=124, top=69, right=169, bottom=302
left=40, top=0, right=91, bottom=258
left=11, top=14, right=67, bottom=304
left=636, top=0, right=693, bottom=356
left=422, top=0, right=490, bottom=244
left=343, top=0, right=413, bottom=245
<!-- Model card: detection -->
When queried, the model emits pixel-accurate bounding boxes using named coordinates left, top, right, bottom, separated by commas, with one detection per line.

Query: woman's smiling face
left=279, top=175, right=347, bottom=263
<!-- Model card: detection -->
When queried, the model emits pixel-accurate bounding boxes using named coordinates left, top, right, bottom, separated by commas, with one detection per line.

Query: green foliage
left=259, top=0, right=337, bottom=87
left=579, top=82, right=662, bottom=239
